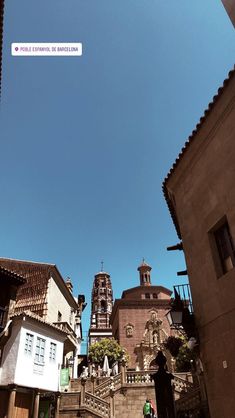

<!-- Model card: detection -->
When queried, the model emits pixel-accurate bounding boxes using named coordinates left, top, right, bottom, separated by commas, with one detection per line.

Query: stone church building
left=88, top=270, right=113, bottom=346
left=110, top=261, right=174, bottom=370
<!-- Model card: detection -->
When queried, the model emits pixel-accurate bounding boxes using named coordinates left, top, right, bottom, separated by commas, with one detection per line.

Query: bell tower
left=138, top=259, right=152, bottom=286
left=89, top=267, right=113, bottom=346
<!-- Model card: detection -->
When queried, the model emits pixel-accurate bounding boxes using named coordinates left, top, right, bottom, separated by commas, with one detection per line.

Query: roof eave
left=162, top=65, right=235, bottom=238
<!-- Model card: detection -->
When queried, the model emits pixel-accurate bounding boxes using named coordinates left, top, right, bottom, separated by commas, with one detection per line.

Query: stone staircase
left=59, top=369, right=195, bottom=418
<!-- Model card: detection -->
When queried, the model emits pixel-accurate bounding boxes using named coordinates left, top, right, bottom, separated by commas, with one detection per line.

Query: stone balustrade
left=84, top=392, right=110, bottom=417
left=126, top=370, right=153, bottom=385
left=173, top=374, right=194, bottom=393
left=175, top=387, right=201, bottom=411
left=95, top=374, right=122, bottom=398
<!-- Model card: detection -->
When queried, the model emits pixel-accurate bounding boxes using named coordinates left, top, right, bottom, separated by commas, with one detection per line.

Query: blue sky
left=0, top=0, right=234, bottom=341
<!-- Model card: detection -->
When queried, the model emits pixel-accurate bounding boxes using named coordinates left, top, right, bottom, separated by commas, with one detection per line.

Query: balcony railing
left=173, top=284, right=193, bottom=314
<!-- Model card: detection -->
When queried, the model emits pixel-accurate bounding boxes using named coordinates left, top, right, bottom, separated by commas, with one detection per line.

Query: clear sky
left=0, top=0, right=234, bottom=344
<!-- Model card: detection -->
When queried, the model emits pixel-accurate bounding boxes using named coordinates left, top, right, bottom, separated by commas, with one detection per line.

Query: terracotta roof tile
left=0, top=266, right=26, bottom=284
left=10, top=310, right=68, bottom=336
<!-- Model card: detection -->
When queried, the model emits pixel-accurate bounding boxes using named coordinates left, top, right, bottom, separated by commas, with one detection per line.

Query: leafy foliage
left=164, top=336, right=196, bottom=372
left=88, top=338, right=128, bottom=366
left=175, top=344, right=195, bottom=372
left=164, top=336, right=183, bottom=357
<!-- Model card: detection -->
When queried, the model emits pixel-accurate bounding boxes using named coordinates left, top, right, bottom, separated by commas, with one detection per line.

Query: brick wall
left=118, top=306, right=172, bottom=368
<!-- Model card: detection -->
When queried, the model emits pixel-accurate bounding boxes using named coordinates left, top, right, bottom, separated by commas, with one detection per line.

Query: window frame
left=49, top=342, right=57, bottom=362
left=209, top=216, right=235, bottom=278
left=24, top=332, right=34, bottom=355
left=34, top=337, right=46, bottom=365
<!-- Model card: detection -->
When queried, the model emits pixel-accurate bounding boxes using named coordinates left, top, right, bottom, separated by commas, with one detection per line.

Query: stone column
left=120, top=359, right=126, bottom=385
left=7, top=385, right=16, bottom=418
left=109, top=388, right=115, bottom=418
left=33, top=390, right=40, bottom=418
left=55, top=392, right=61, bottom=418
left=91, top=375, right=95, bottom=394
left=80, top=377, right=87, bottom=406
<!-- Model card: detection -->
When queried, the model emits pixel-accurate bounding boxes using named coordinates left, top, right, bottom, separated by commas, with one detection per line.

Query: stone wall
left=118, top=306, right=172, bottom=369
left=164, top=69, right=235, bottom=418
left=114, top=386, right=156, bottom=418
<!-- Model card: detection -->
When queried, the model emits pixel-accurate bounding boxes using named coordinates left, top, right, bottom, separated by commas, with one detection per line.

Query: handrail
left=84, top=392, right=110, bottom=417
left=173, top=374, right=194, bottom=393
left=95, top=373, right=122, bottom=397
left=175, top=387, right=201, bottom=411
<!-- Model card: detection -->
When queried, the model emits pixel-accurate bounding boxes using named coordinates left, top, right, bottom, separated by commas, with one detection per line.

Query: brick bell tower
left=138, top=259, right=152, bottom=286
left=89, top=265, right=113, bottom=346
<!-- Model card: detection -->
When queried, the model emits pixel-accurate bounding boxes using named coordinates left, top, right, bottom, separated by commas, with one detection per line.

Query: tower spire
left=89, top=270, right=113, bottom=345
left=137, top=259, right=152, bottom=286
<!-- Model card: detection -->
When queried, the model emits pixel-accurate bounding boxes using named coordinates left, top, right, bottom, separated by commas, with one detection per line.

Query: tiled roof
left=0, top=266, right=26, bottom=284
left=0, top=258, right=51, bottom=316
left=162, top=65, right=235, bottom=238
left=122, top=285, right=172, bottom=298
left=10, top=310, right=68, bottom=336
left=0, top=258, right=78, bottom=314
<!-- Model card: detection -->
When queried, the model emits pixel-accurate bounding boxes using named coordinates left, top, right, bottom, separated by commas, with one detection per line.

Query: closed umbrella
left=102, top=355, right=110, bottom=377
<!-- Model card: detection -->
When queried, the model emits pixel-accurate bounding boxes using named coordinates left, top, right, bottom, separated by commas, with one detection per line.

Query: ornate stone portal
left=135, top=310, right=170, bottom=370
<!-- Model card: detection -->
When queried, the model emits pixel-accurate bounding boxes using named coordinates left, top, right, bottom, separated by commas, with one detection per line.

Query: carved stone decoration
left=134, top=310, right=171, bottom=370
left=124, top=323, right=134, bottom=337
left=142, top=310, right=162, bottom=347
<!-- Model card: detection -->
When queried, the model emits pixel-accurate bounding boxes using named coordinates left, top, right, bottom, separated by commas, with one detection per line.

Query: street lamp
left=166, top=288, right=196, bottom=339
left=166, top=308, right=183, bottom=327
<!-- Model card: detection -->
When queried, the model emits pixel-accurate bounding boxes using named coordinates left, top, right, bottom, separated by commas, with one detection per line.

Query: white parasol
left=102, top=355, right=110, bottom=377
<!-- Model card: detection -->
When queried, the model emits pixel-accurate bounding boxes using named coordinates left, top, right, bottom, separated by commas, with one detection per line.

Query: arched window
left=101, top=300, right=106, bottom=312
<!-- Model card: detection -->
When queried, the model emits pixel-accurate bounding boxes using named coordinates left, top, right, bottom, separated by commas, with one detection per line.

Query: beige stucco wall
left=46, top=276, right=76, bottom=329
left=166, top=72, right=235, bottom=418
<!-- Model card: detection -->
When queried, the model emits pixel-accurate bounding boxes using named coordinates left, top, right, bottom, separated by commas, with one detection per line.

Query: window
left=100, top=300, right=106, bottom=312
left=34, top=337, right=46, bottom=364
left=57, top=311, right=62, bottom=322
left=49, top=342, right=57, bottom=361
left=24, top=333, right=34, bottom=354
left=214, top=221, right=235, bottom=275
left=153, top=293, right=158, bottom=299
left=69, top=308, right=73, bottom=325
left=145, top=293, right=150, bottom=299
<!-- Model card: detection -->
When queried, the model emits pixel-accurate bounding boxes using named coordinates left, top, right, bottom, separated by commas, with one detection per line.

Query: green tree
left=88, top=338, right=128, bottom=366
left=164, top=336, right=195, bottom=372
left=164, top=336, right=183, bottom=357
left=175, top=344, right=195, bottom=372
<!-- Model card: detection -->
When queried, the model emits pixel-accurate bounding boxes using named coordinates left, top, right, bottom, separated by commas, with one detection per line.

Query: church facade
left=110, top=261, right=174, bottom=370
